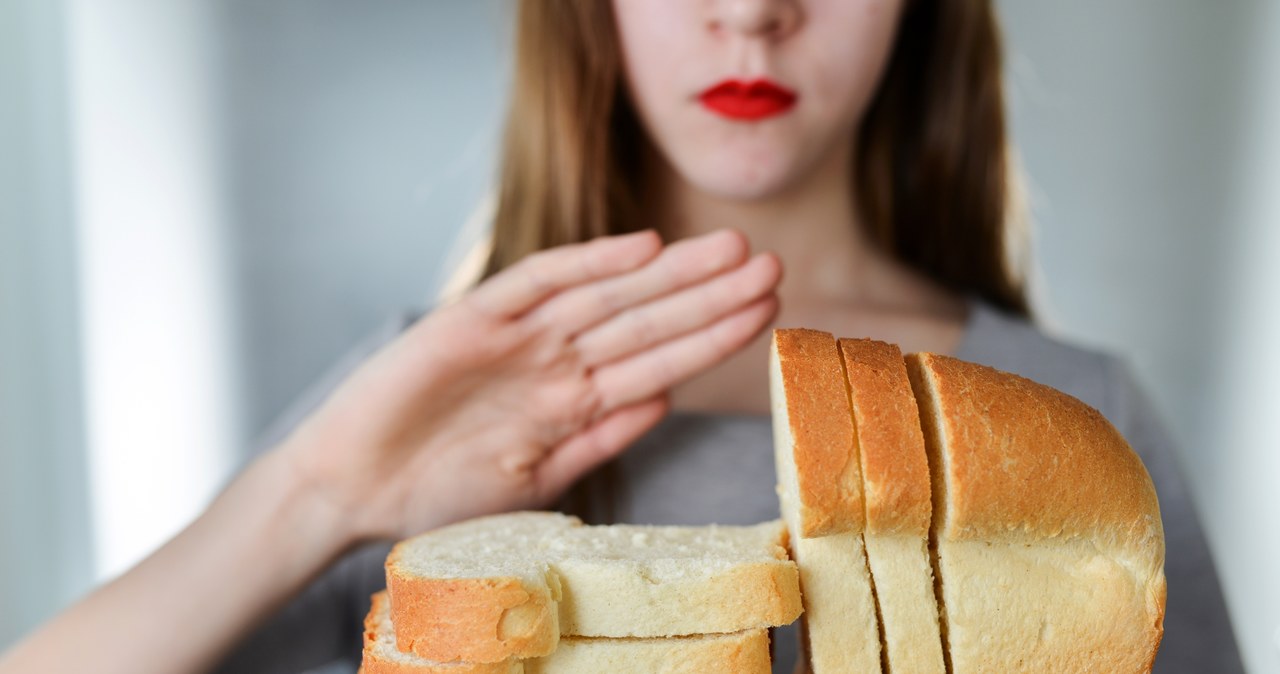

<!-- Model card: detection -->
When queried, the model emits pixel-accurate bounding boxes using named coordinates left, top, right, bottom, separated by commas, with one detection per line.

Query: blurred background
left=2, top=0, right=1278, bottom=671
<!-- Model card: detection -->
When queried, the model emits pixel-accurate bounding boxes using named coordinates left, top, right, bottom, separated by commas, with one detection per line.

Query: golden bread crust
left=361, top=592, right=525, bottom=674
left=772, top=329, right=866, bottom=537
left=838, top=338, right=932, bottom=536
left=907, top=353, right=1163, bottom=554
left=385, top=555, right=557, bottom=663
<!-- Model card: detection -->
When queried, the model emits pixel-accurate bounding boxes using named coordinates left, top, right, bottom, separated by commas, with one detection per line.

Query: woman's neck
left=646, top=137, right=959, bottom=318
left=640, top=136, right=968, bottom=415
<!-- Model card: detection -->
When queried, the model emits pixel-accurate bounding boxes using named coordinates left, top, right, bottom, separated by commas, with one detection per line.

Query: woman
left=0, top=1, right=1240, bottom=672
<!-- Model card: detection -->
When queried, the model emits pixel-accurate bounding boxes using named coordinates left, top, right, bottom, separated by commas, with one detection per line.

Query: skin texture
left=1, top=2, right=976, bottom=673
left=280, top=228, right=781, bottom=540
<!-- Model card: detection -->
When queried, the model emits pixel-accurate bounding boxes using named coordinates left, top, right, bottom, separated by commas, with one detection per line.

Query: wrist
left=228, top=448, right=361, bottom=586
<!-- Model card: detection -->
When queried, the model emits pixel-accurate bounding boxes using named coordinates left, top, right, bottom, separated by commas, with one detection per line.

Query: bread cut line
left=771, top=329, right=1165, bottom=673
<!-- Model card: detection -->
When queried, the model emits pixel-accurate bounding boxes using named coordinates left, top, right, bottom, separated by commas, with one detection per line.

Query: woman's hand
left=281, top=228, right=781, bottom=542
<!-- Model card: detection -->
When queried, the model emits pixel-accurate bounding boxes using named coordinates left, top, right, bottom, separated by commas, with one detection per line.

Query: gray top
left=213, top=301, right=1242, bottom=674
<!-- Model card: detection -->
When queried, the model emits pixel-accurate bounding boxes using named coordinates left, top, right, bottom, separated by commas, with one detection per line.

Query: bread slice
left=361, top=592, right=524, bottom=674
left=769, top=329, right=881, bottom=673
left=906, top=352, right=1166, bottom=673
left=838, top=339, right=946, bottom=674
left=384, top=512, right=564, bottom=663
left=385, top=512, right=802, bottom=663
left=523, top=630, right=772, bottom=673
left=362, top=591, right=771, bottom=674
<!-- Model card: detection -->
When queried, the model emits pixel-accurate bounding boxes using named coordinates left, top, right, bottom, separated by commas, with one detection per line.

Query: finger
left=592, top=294, right=779, bottom=410
left=535, top=395, right=669, bottom=501
left=466, top=230, right=662, bottom=318
left=529, top=228, right=749, bottom=335
left=572, top=251, right=781, bottom=367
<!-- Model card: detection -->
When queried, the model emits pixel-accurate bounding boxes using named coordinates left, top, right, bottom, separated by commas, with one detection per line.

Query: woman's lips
left=699, top=79, right=797, bottom=121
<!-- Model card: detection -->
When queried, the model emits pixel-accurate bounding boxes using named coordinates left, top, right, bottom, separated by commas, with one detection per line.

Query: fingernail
left=612, top=231, right=661, bottom=264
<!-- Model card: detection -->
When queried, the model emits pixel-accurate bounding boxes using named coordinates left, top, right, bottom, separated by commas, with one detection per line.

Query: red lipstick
left=699, top=79, right=797, bottom=121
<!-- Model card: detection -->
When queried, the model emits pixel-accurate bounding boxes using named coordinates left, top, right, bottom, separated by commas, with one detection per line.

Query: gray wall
left=999, top=0, right=1254, bottom=455
left=219, top=0, right=509, bottom=438
left=999, top=3, right=1280, bottom=670
left=0, top=0, right=92, bottom=647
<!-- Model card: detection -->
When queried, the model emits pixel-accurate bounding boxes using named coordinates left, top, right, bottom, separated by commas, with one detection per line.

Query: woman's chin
left=678, top=159, right=807, bottom=203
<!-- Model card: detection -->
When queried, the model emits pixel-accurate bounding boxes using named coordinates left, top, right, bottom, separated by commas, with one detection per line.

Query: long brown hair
left=484, top=0, right=1029, bottom=316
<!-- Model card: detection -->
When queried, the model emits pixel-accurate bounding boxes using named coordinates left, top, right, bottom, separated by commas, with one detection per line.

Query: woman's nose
left=710, top=0, right=803, bottom=41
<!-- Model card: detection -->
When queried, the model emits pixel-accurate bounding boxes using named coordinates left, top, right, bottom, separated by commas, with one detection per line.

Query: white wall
left=69, top=0, right=242, bottom=581
left=1207, top=0, right=1280, bottom=669
left=1000, top=1, right=1280, bottom=671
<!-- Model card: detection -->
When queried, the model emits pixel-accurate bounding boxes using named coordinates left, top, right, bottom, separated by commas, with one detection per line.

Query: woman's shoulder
left=955, top=299, right=1138, bottom=426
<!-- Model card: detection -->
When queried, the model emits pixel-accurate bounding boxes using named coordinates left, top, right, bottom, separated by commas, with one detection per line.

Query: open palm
left=280, top=229, right=781, bottom=540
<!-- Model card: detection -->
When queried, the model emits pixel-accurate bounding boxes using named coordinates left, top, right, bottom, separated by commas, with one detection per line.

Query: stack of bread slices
left=361, top=329, right=1168, bottom=673
left=361, top=513, right=803, bottom=673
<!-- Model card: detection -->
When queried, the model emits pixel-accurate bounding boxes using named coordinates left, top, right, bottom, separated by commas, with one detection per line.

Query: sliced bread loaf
left=385, top=512, right=801, bottom=663
left=769, top=329, right=882, bottom=673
